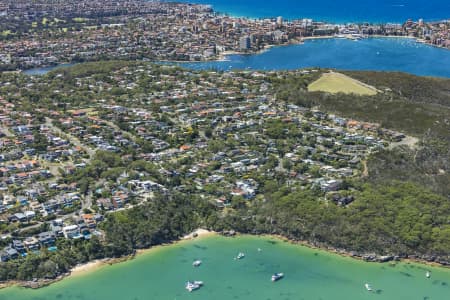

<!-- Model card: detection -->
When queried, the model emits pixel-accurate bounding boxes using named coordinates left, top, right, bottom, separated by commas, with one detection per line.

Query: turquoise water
left=175, top=0, right=450, bottom=23
left=175, top=38, right=450, bottom=78
left=1, top=235, right=449, bottom=300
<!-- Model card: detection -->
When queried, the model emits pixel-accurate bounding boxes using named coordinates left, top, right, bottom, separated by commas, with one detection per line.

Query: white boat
left=235, top=252, right=245, bottom=260
left=426, top=271, right=431, bottom=278
left=271, top=273, right=284, bottom=282
left=365, top=283, right=372, bottom=291
left=192, top=260, right=202, bottom=267
left=348, top=34, right=362, bottom=41
left=185, top=281, right=203, bottom=292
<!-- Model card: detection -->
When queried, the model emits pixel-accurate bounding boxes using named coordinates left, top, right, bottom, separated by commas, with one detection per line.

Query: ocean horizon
left=172, top=0, right=450, bottom=23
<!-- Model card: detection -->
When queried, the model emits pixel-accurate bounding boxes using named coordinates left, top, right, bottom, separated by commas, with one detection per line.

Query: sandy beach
left=70, top=229, right=216, bottom=276
left=1, top=229, right=447, bottom=291
left=182, top=228, right=216, bottom=239
left=70, top=259, right=109, bottom=277
left=63, top=229, right=450, bottom=280
left=301, top=35, right=335, bottom=40
left=0, top=229, right=217, bottom=290
left=217, top=45, right=276, bottom=61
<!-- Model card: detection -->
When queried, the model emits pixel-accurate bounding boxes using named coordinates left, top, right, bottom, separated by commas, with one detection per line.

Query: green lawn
left=73, top=17, right=88, bottom=22
left=308, top=72, right=378, bottom=95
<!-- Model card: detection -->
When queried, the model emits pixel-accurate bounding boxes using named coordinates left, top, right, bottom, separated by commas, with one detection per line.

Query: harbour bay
left=26, top=38, right=450, bottom=78
left=175, top=37, right=450, bottom=78
left=1, top=235, right=449, bottom=300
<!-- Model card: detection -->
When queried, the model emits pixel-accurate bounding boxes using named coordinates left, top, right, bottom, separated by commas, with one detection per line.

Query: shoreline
left=262, top=234, right=449, bottom=269
left=0, top=256, right=133, bottom=290
left=1, top=229, right=448, bottom=290
left=0, top=228, right=217, bottom=290
left=20, top=35, right=449, bottom=75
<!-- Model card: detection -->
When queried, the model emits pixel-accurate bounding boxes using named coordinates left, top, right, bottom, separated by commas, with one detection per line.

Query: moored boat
left=235, top=252, right=245, bottom=260
left=185, top=281, right=203, bottom=292
left=271, top=273, right=284, bottom=282
left=192, top=260, right=202, bottom=267
left=365, top=283, right=372, bottom=291
left=426, top=271, right=431, bottom=278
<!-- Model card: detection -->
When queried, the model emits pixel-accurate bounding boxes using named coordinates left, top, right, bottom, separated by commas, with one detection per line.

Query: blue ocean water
left=174, top=38, right=450, bottom=78
left=26, top=38, right=450, bottom=77
left=175, top=0, right=450, bottom=23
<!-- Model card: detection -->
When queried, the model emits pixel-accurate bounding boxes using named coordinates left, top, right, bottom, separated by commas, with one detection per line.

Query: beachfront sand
left=67, top=229, right=215, bottom=278
left=70, top=260, right=108, bottom=277
left=182, top=228, right=216, bottom=240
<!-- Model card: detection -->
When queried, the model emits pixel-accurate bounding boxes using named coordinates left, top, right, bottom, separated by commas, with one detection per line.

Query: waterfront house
left=24, top=237, right=40, bottom=251
left=12, top=240, right=25, bottom=253
left=38, top=232, right=56, bottom=246
left=63, top=224, right=81, bottom=239
left=0, top=246, right=18, bottom=262
left=51, top=219, right=64, bottom=237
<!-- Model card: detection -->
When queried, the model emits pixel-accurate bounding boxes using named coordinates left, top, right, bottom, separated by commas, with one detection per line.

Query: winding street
left=44, top=117, right=96, bottom=159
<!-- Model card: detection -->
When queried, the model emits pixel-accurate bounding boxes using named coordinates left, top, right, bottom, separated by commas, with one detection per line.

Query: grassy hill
left=275, top=70, right=450, bottom=197
left=308, top=71, right=378, bottom=95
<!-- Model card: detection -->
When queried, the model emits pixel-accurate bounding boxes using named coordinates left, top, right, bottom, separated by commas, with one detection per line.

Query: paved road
left=45, top=117, right=96, bottom=159
left=102, top=119, right=137, bottom=142
left=14, top=119, right=98, bottom=235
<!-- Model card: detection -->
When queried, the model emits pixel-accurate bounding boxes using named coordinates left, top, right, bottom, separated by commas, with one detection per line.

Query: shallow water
left=1, top=235, right=449, bottom=300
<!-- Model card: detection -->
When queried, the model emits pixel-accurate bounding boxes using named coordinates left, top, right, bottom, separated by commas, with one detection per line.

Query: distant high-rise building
left=276, top=16, right=283, bottom=26
left=239, top=36, right=251, bottom=50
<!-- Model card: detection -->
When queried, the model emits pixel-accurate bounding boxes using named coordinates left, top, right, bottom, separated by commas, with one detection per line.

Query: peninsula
left=0, top=61, right=449, bottom=287
left=0, top=0, right=449, bottom=292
